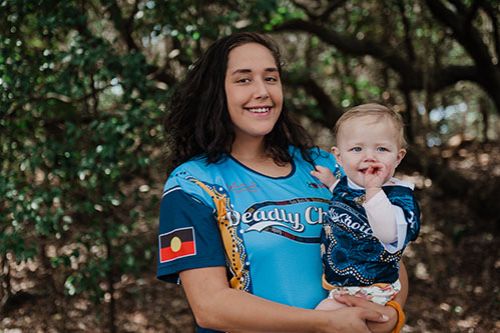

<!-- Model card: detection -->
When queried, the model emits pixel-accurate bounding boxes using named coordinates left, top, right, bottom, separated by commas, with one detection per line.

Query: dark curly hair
left=165, top=32, right=315, bottom=172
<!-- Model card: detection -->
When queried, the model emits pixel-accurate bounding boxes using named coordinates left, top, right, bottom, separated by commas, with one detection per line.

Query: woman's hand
left=317, top=306, right=389, bottom=333
left=232, top=306, right=388, bottom=333
left=333, top=295, right=398, bottom=333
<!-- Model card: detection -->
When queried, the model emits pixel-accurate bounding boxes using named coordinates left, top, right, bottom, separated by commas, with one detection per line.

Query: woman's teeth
left=247, top=107, right=270, bottom=113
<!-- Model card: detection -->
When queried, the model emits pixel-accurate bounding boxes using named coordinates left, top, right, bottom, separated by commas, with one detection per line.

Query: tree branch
left=284, top=72, right=342, bottom=127
left=480, top=0, right=500, bottom=61
left=102, top=0, right=139, bottom=51
left=318, top=0, right=348, bottom=21
left=465, top=0, right=482, bottom=26
left=425, top=0, right=500, bottom=112
left=397, top=0, right=416, bottom=62
left=274, top=19, right=480, bottom=92
left=448, top=0, right=467, bottom=13
left=291, top=0, right=347, bottom=20
left=274, top=19, right=412, bottom=76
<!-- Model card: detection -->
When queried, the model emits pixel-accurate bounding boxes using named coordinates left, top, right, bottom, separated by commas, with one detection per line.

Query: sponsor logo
left=228, top=182, right=258, bottom=193
left=325, top=203, right=373, bottom=235
left=226, top=198, right=329, bottom=234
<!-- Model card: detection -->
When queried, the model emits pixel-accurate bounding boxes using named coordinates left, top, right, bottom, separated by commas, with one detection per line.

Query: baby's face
left=332, top=115, right=406, bottom=187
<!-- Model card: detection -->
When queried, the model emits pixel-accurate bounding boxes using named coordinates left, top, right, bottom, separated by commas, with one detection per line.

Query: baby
left=312, top=103, right=420, bottom=310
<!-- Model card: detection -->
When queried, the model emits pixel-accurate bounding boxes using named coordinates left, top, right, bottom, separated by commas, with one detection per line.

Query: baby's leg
left=315, top=297, right=347, bottom=311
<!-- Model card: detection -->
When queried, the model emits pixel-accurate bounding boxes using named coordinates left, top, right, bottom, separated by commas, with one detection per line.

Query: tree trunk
left=103, top=223, right=117, bottom=333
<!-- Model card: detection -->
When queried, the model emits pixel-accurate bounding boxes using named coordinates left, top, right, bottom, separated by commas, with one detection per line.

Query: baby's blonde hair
left=333, top=103, right=408, bottom=148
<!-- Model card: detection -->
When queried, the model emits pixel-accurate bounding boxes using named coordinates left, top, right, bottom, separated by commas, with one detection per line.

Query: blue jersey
left=322, top=176, right=420, bottom=287
left=157, top=147, right=342, bottom=332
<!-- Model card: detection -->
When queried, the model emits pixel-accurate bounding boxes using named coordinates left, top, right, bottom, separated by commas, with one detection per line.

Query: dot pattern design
left=322, top=177, right=414, bottom=286
left=190, top=178, right=251, bottom=291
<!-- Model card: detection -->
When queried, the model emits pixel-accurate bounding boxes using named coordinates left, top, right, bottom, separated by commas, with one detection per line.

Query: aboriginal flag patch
left=159, top=227, right=196, bottom=263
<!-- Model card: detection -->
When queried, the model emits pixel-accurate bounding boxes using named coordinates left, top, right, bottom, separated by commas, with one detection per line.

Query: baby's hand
left=311, top=165, right=336, bottom=188
left=363, top=162, right=390, bottom=190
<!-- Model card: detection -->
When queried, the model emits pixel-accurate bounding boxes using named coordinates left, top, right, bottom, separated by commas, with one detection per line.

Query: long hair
left=165, top=32, right=315, bottom=172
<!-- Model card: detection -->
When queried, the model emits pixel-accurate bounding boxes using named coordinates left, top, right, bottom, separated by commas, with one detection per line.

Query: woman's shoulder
left=169, top=155, right=210, bottom=178
left=163, top=155, right=228, bottom=208
left=168, top=154, right=230, bottom=182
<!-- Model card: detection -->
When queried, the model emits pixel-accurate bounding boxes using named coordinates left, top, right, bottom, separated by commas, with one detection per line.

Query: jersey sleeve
left=384, top=184, right=421, bottom=247
left=156, top=171, right=226, bottom=284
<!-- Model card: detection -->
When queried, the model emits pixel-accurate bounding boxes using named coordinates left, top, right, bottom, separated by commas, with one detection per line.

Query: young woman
left=157, top=32, right=407, bottom=333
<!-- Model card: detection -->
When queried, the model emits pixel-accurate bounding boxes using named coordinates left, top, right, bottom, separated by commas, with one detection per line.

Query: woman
left=157, top=32, right=407, bottom=333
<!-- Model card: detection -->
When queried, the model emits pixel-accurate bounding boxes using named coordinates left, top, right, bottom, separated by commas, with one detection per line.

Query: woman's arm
left=180, top=266, right=389, bottom=333
left=334, top=260, right=408, bottom=333
left=394, top=260, right=408, bottom=306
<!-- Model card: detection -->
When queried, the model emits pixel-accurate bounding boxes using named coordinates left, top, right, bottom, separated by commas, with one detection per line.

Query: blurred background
left=1, top=0, right=498, bottom=332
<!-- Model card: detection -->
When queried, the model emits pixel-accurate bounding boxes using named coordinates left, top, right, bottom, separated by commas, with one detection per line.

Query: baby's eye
left=376, top=147, right=389, bottom=152
left=350, top=147, right=362, bottom=152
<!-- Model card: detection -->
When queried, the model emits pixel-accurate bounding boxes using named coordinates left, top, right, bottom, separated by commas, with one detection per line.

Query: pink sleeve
left=363, top=190, right=397, bottom=244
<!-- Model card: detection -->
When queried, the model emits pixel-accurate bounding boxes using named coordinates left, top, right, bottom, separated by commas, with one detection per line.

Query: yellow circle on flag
left=170, top=236, right=182, bottom=252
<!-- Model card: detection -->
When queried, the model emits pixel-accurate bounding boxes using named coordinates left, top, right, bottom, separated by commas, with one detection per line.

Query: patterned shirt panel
left=322, top=176, right=420, bottom=286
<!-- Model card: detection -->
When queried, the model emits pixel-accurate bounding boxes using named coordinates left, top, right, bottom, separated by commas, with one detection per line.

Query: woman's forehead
left=226, top=43, right=277, bottom=71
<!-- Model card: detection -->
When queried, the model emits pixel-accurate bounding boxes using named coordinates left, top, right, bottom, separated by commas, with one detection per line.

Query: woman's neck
left=230, top=136, right=292, bottom=177
left=231, top=136, right=267, bottom=161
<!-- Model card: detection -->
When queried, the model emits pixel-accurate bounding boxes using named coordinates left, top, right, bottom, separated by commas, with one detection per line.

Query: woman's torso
left=160, top=147, right=341, bottom=308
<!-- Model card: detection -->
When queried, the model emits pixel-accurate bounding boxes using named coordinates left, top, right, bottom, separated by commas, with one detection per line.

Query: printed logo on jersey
left=326, top=201, right=373, bottom=237
left=159, top=227, right=196, bottom=263
left=226, top=198, right=331, bottom=242
left=228, top=181, right=258, bottom=193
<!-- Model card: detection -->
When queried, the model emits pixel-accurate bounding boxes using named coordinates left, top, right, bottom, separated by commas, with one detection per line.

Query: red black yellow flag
left=159, top=227, right=196, bottom=263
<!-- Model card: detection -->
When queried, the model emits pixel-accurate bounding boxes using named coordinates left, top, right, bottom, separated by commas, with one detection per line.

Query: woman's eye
left=265, top=76, right=279, bottom=82
left=236, top=78, right=251, bottom=83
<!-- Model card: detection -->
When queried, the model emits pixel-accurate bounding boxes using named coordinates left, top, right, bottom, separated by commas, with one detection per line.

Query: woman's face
left=224, top=42, right=283, bottom=141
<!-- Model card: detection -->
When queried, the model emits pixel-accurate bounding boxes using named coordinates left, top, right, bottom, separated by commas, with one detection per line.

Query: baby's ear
left=396, top=148, right=407, bottom=165
left=331, top=146, right=341, bottom=162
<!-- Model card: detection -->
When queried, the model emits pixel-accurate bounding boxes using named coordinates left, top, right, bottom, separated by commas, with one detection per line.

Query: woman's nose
left=254, top=79, right=269, bottom=99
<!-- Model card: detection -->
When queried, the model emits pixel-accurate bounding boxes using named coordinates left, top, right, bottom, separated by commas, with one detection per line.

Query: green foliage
left=1, top=0, right=164, bottom=305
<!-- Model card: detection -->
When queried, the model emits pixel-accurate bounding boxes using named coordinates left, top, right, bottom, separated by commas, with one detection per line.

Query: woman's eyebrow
left=230, top=67, right=278, bottom=75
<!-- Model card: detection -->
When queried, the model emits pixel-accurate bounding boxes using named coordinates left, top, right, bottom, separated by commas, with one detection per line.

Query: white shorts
left=327, top=279, right=401, bottom=305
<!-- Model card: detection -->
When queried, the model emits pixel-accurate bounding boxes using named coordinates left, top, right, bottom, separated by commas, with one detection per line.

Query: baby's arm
left=366, top=181, right=419, bottom=249
left=311, top=165, right=337, bottom=189
left=363, top=191, right=398, bottom=244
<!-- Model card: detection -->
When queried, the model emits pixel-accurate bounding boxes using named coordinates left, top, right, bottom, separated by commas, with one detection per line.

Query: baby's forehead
left=336, top=116, right=402, bottom=142
left=339, top=114, right=398, bottom=132
left=344, top=113, right=389, bottom=124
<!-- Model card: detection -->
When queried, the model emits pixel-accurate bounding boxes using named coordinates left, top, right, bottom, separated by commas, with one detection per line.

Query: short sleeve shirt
left=157, top=147, right=342, bottom=312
